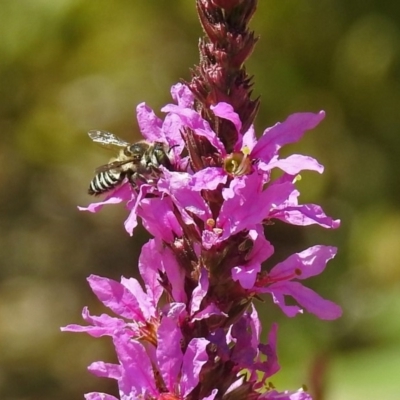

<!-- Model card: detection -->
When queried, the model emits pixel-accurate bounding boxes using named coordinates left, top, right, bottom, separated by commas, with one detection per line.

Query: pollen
left=206, top=218, right=216, bottom=228
left=223, top=151, right=253, bottom=177
left=241, top=145, right=251, bottom=155
left=293, top=174, right=302, bottom=183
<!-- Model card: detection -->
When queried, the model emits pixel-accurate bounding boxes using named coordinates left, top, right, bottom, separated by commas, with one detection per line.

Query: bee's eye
left=128, top=143, right=147, bottom=163
left=129, top=144, right=141, bottom=153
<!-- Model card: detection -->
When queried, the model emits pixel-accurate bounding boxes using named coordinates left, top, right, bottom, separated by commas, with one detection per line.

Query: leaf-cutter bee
left=87, top=130, right=172, bottom=196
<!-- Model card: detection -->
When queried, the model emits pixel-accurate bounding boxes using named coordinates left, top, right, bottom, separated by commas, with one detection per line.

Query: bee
left=87, top=130, right=172, bottom=196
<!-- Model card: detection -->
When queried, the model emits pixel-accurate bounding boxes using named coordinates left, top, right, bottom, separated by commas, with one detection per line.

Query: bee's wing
left=94, top=159, right=136, bottom=173
left=88, top=130, right=130, bottom=149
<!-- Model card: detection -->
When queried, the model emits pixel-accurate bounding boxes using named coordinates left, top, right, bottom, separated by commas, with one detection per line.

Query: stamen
left=256, top=269, right=301, bottom=286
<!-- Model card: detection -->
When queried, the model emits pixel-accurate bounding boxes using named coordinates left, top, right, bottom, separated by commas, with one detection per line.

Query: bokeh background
left=1, top=1, right=399, bottom=399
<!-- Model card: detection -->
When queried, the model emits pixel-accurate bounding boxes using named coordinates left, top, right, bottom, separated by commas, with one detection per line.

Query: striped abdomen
left=88, top=169, right=124, bottom=196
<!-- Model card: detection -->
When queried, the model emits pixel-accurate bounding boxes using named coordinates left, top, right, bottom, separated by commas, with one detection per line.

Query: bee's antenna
left=168, top=144, right=179, bottom=154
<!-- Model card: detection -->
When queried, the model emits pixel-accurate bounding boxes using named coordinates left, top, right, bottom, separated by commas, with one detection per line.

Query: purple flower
left=70, top=87, right=341, bottom=398
left=75, top=85, right=343, bottom=325
left=61, top=274, right=161, bottom=341
left=167, top=100, right=326, bottom=178
left=86, top=325, right=210, bottom=399
left=226, top=306, right=280, bottom=381
left=231, top=225, right=274, bottom=289
left=161, top=100, right=339, bottom=245
left=255, top=245, right=342, bottom=320
left=62, top=274, right=217, bottom=399
left=79, top=83, right=339, bottom=246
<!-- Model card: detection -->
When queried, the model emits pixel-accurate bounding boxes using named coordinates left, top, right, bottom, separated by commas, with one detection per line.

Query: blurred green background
left=1, top=1, right=399, bottom=399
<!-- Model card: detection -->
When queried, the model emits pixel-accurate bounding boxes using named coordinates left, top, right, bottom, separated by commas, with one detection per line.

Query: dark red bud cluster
left=188, top=0, right=260, bottom=153
left=211, top=0, right=244, bottom=11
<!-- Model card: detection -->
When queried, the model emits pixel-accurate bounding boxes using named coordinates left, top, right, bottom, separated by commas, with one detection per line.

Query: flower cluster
left=64, top=84, right=340, bottom=399
left=64, top=1, right=341, bottom=399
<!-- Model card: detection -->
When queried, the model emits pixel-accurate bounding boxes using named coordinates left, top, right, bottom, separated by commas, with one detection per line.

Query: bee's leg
left=134, top=163, right=159, bottom=184
left=135, top=173, right=152, bottom=184
left=147, top=163, right=161, bottom=179
left=129, top=171, right=151, bottom=187
left=126, top=171, right=138, bottom=189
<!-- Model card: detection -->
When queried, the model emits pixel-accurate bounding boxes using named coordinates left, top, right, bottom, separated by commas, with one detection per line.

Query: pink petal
left=252, top=111, right=325, bottom=162
left=249, top=304, right=261, bottom=346
left=121, top=277, right=155, bottom=321
left=191, top=268, right=209, bottom=314
left=269, top=281, right=342, bottom=320
left=87, top=361, right=121, bottom=380
left=170, top=82, right=194, bottom=108
left=124, top=209, right=138, bottom=236
left=161, top=104, right=226, bottom=154
left=272, top=203, right=341, bottom=228
left=61, top=307, right=127, bottom=337
left=180, top=338, right=210, bottom=397
left=141, top=241, right=186, bottom=304
left=202, top=229, right=220, bottom=250
left=157, top=316, right=184, bottom=389
left=262, top=154, right=324, bottom=175
left=232, top=264, right=261, bottom=289
left=161, top=113, right=186, bottom=150
left=162, top=247, right=187, bottom=304
left=124, top=184, right=149, bottom=236
left=211, top=102, right=242, bottom=133
left=159, top=170, right=212, bottom=223
left=247, top=227, right=275, bottom=264
left=268, top=290, right=303, bottom=317
left=238, top=124, right=256, bottom=152
left=79, top=183, right=132, bottom=213
left=112, top=334, right=157, bottom=396
left=192, top=303, right=227, bottom=321
left=269, top=245, right=337, bottom=280
left=87, top=275, right=145, bottom=321
left=191, top=167, right=227, bottom=191
left=139, top=197, right=183, bottom=243
left=138, top=239, right=165, bottom=307
left=218, top=175, right=294, bottom=241
left=136, top=103, right=163, bottom=141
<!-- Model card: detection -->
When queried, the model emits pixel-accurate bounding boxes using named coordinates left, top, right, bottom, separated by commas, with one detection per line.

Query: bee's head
left=125, top=141, right=150, bottom=162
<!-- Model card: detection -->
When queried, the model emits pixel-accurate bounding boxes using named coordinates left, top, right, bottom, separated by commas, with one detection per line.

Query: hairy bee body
left=87, top=130, right=172, bottom=196
left=88, top=161, right=125, bottom=196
